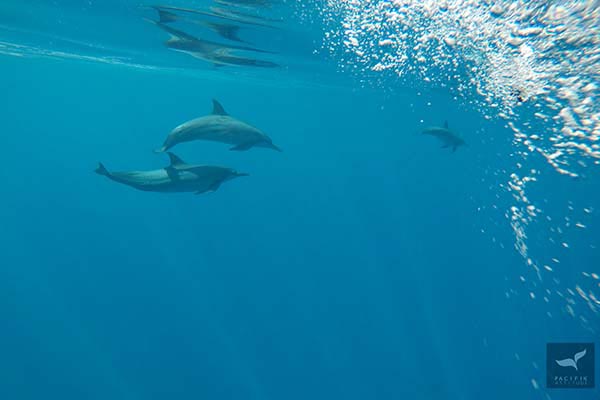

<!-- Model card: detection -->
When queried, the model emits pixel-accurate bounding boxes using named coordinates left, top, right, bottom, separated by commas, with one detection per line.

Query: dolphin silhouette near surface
left=155, top=99, right=281, bottom=153
left=153, top=4, right=281, bottom=28
left=151, top=19, right=272, bottom=54
left=95, top=153, right=248, bottom=194
left=149, top=19, right=279, bottom=68
left=152, top=7, right=248, bottom=44
left=422, top=121, right=466, bottom=152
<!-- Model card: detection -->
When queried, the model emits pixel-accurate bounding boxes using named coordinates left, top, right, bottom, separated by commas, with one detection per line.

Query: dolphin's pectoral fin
left=452, top=146, right=457, bottom=152
left=444, top=120, right=449, bottom=129
left=229, top=142, right=255, bottom=151
left=441, top=144, right=450, bottom=148
left=208, top=181, right=222, bottom=192
left=196, top=181, right=222, bottom=194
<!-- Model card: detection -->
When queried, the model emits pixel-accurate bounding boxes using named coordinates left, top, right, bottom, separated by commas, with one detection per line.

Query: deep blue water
left=1, top=1, right=599, bottom=399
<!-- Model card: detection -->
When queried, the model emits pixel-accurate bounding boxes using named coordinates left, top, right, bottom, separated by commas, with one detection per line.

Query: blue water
left=1, top=1, right=599, bottom=399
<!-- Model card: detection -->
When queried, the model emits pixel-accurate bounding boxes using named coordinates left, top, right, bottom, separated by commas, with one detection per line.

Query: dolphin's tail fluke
left=95, top=162, right=109, bottom=176
left=154, top=146, right=167, bottom=153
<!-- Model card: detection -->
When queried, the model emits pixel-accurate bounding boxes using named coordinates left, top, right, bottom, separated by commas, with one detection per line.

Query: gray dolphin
left=422, top=121, right=466, bottom=152
left=95, top=153, right=248, bottom=194
left=156, top=99, right=281, bottom=153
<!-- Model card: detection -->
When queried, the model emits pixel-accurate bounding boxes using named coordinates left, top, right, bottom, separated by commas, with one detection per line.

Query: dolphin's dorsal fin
left=156, top=9, right=178, bottom=23
left=212, top=99, right=228, bottom=115
left=167, top=152, right=186, bottom=167
left=444, top=120, right=449, bottom=129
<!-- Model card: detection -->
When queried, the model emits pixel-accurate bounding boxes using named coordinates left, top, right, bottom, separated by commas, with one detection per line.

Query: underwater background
left=1, top=1, right=599, bottom=399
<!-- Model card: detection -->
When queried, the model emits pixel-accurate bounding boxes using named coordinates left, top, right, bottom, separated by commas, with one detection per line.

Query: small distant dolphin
left=95, top=153, right=248, bottom=194
left=156, top=99, right=281, bottom=153
left=422, top=121, right=466, bottom=152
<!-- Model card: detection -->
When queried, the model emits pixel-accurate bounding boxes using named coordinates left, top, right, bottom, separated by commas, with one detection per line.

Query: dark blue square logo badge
left=547, top=343, right=595, bottom=388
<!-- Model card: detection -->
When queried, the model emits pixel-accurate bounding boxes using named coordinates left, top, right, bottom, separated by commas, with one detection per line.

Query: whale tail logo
left=556, top=349, right=587, bottom=371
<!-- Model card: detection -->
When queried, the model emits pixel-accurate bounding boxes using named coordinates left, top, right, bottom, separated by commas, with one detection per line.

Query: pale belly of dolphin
left=109, top=169, right=217, bottom=193
left=175, top=115, right=264, bottom=145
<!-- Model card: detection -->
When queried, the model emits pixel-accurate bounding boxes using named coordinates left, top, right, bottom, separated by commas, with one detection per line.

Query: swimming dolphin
left=95, top=153, right=248, bottom=194
left=422, top=121, right=466, bottom=152
left=156, top=99, right=281, bottom=153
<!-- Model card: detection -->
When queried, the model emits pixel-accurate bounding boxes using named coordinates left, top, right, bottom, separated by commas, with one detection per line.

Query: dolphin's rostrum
left=422, top=121, right=466, bottom=152
left=95, top=153, right=247, bottom=194
left=156, top=99, right=281, bottom=153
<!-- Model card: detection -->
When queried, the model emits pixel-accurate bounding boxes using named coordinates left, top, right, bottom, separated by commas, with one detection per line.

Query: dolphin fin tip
left=156, top=9, right=178, bottom=23
left=212, top=99, right=228, bottom=116
left=95, top=162, right=109, bottom=176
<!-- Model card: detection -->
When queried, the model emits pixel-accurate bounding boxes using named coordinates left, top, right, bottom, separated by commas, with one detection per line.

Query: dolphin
left=422, top=121, right=466, bottom=152
left=95, top=153, right=248, bottom=194
left=156, top=99, right=281, bottom=153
